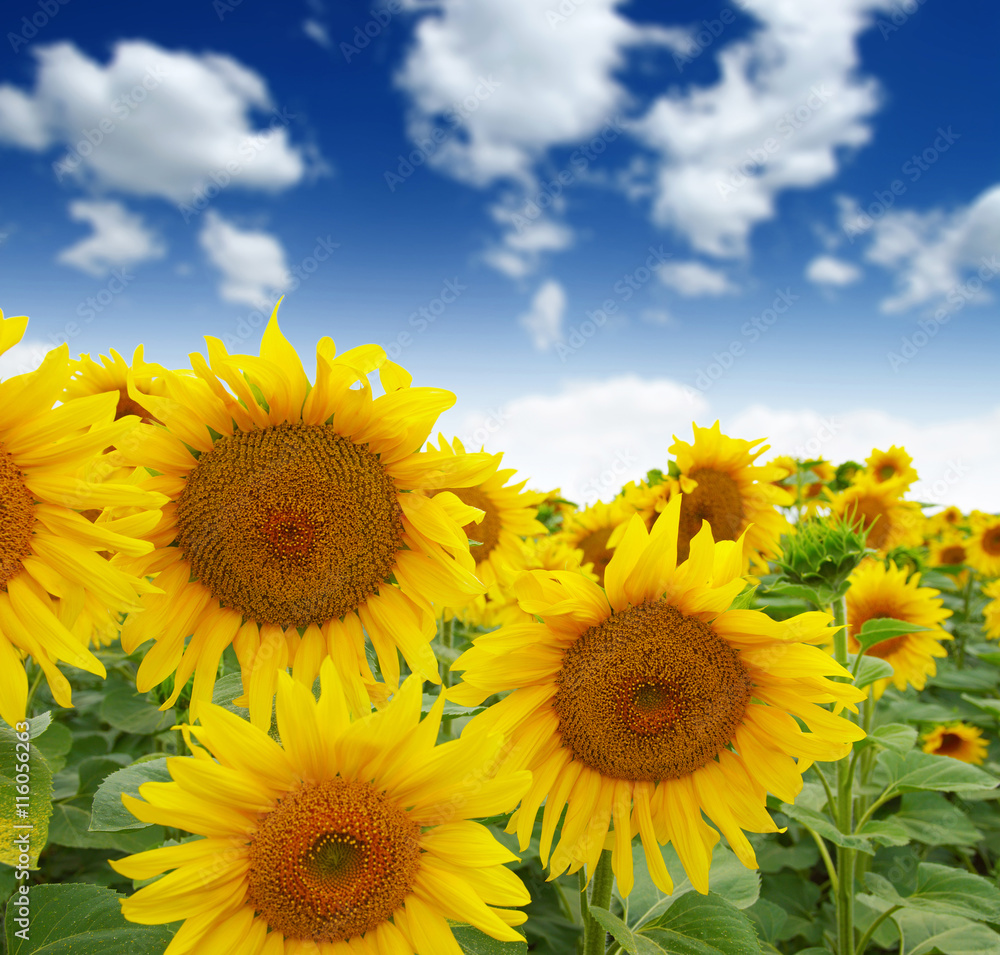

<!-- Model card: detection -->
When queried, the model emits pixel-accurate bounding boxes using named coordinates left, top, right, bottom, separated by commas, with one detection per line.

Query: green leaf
left=31, top=723, right=72, bottom=772
left=850, top=655, right=895, bottom=690
left=856, top=618, right=930, bottom=653
left=861, top=863, right=1000, bottom=923
left=47, top=803, right=163, bottom=852
left=893, top=792, right=981, bottom=847
left=727, top=586, right=758, bottom=611
left=589, top=906, right=638, bottom=954
left=99, top=687, right=176, bottom=736
left=855, top=723, right=917, bottom=755
left=77, top=757, right=131, bottom=798
left=930, top=668, right=999, bottom=691
left=895, top=910, right=1000, bottom=955
left=420, top=694, right=489, bottom=721
left=4, top=882, right=178, bottom=954
left=745, top=899, right=788, bottom=945
left=451, top=924, right=527, bottom=954
left=90, top=759, right=171, bottom=832
left=210, top=673, right=248, bottom=718
left=856, top=817, right=911, bottom=847
left=625, top=844, right=759, bottom=929
left=778, top=803, right=873, bottom=853
left=875, top=750, right=998, bottom=795
left=961, top=694, right=1000, bottom=718
left=637, top=892, right=763, bottom=954
left=0, top=720, right=53, bottom=869
left=753, top=839, right=819, bottom=874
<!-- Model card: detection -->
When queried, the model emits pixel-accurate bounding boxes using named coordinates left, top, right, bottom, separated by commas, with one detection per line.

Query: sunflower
left=618, top=477, right=671, bottom=532
left=0, top=310, right=163, bottom=725
left=966, top=512, right=1000, bottom=578
left=428, top=436, right=547, bottom=590
left=828, top=476, right=923, bottom=555
left=669, top=422, right=792, bottom=571
left=983, top=579, right=1000, bottom=641
left=922, top=722, right=988, bottom=765
left=111, top=659, right=531, bottom=954
left=449, top=495, right=865, bottom=895
left=66, top=349, right=166, bottom=425
left=846, top=559, right=951, bottom=699
left=925, top=505, right=964, bottom=539
left=553, top=498, right=632, bottom=586
left=112, top=311, right=493, bottom=726
left=928, top=532, right=969, bottom=569
left=865, top=445, right=918, bottom=490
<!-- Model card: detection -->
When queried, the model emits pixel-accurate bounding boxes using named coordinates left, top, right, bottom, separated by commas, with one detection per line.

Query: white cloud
left=805, top=254, right=862, bottom=286
left=483, top=207, right=574, bottom=277
left=518, top=279, right=566, bottom=350
left=658, top=260, right=738, bottom=296
left=844, top=185, right=1000, bottom=313
left=303, top=19, right=331, bottom=48
left=631, top=0, right=890, bottom=257
left=199, top=210, right=291, bottom=307
left=0, top=340, right=49, bottom=379
left=0, top=41, right=311, bottom=203
left=56, top=200, right=165, bottom=276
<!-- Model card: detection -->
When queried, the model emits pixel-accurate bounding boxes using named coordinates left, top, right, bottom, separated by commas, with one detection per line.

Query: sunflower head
left=772, top=513, right=871, bottom=604
left=828, top=476, right=923, bottom=555
left=983, top=579, right=1000, bottom=640
left=922, top=722, right=989, bottom=765
left=865, top=445, right=918, bottom=489
left=967, top=512, right=1000, bottom=577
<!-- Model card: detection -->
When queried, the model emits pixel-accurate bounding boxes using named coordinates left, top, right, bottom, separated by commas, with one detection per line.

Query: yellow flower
left=669, top=422, right=793, bottom=572
left=0, top=310, right=163, bottom=725
left=846, top=559, right=951, bottom=699
left=828, top=476, right=923, bottom=555
left=113, top=311, right=492, bottom=725
left=967, top=512, right=1000, bottom=578
left=111, top=660, right=531, bottom=954
left=928, top=532, right=969, bottom=569
left=450, top=495, right=865, bottom=896
left=983, top=579, right=1000, bottom=640
left=66, top=349, right=165, bottom=424
left=554, top=498, right=632, bottom=586
left=922, top=722, right=988, bottom=765
left=865, top=445, right=918, bottom=490
left=925, top=505, right=964, bottom=539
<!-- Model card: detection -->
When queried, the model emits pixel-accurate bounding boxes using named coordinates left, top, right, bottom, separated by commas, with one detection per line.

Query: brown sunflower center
left=553, top=601, right=753, bottom=780
left=677, top=467, right=744, bottom=561
left=438, top=486, right=498, bottom=564
left=175, top=423, right=404, bottom=628
left=850, top=495, right=890, bottom=551
left=939, top=545, right=967, bottom=566
left=0, top=443, right=35, bottom=592
left=878, top=464, right=897, bottom=481
left=247, top=779, right=421, bottom=943
left=936, top=732, right=963, bottom=755
left=577, top=526, right=614, bottom=586
left=982, top=526, right=1000, bottom=557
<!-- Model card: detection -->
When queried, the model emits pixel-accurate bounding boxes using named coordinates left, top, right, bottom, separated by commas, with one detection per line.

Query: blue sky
left=1, top=0, right=998, bottom=507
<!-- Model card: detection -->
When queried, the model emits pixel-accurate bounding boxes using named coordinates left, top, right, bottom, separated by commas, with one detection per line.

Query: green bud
left=773, top=513, right=872, bottom=603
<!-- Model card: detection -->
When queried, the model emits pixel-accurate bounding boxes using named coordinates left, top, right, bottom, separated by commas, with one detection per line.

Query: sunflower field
left=4, top=304, right=1000, bottom=955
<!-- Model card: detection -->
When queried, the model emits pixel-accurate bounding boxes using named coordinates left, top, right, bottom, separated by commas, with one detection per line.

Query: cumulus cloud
left=303, top=19, right=331, bottom=48
left=199, top=210, right=291, bottom=307
left=805, top=254, right=862, bottom=286
left=56, top=200, right=165, bottom=276
left=483, top=207, right=574, bottom=278
left=0, top=41, right=311, bottom=203
left=518, top=279, right=567, bottom=350
left=658, top=260, right=738, bottom=296
left=842, top=184, right=1000, bottom=313
left=0, top=340, right=50, bottom=379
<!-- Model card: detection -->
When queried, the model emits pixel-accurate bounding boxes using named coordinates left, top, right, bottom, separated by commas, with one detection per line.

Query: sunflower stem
left=832, top=594, right=856, bottom=955
left=24, top=664, right=44, bottom=717
left=582, top=850, right=614, bottom=955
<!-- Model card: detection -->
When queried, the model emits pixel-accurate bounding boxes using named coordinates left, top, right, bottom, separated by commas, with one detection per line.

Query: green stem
left=578, top=869, right=589, bottom=952
left=24, top=665, right=44, bottom=717
left=804, top=825, right=839, bottom=893
left=854, top=905, right=901, bottom=955
left=812, top=763, right=838, bottom=819
left=583, top=851, right=615, bottom=955
left=854, top=789, right=897, bottom=834
left=832, top=595, right=856, bottom=955
left=439, top=616, right=454, bottom=741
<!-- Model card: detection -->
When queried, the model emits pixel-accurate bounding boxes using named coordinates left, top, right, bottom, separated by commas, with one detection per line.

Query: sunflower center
left=878, top=465, right=897, bottom=481
left=553, top=602, right=753, bottom=780
left=578, top=526, right=614, bottom=585
left=937, top=733, right=963, bottom=755
left=851, top=495, right=890, bottom=551
left=439, top=486, right=499, bottom=564
left=175, top=423, right=404, bottom=628
left=246, top=778, right=421, bottom=943
left=677, top=467, right=744, bottom=561
left=939, top=545, right=966, bottom=566
left=0, top=443, right=35, bottom=592
left=983, top=527, right=1000, bottom=557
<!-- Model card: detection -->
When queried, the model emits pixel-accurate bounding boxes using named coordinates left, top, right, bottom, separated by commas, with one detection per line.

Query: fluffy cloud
left=843, top=184, right=1000, bottom=313
left=0, top=41, right=310, bottom=203
left=631, top=0, right=891, bottom=257
left=658, top=260, right=738, bottom=296
left=483, top=207, right=574, bottom=278
left=0, top=341, right=49, bottom=379
left=805, top=254, right=862, bottom=286
left=56, top=200, right=165, bottom=276
left=518, top=279, right=567, bottom=350
left=199, top=211, right=291, bottom=307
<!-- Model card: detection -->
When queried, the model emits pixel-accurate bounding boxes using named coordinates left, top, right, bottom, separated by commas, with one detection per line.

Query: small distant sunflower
left=865, top=446, right=918, bottom=490
left=428, top=436, right=547, bottom=590
left=618, top=477, right=671, bottom=531
left=0, top=310, right=163, bottom=725
left=554, top=498, right=632, bottom=586
left=983, top=579, right=1000, bottom=640
left=967, top=512, right=1000, bottom=578
left=66, top=349, right=166, bottom=425
left=669, top=422, right=792, bottom=571
left=922, top=722, right=988, bottom=765
left=828, top=476, right=923, bottom=555
left=114, top=311, right=492, bottom=725
left=925, top=506, right=964, bottom=539
left=928, top=532, right=969, bottom=569
left=846, top=559, right=951, bottom=699
left=451, top=495, right=865, bottom=895
left=111, top=660, right=531, bottom=954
